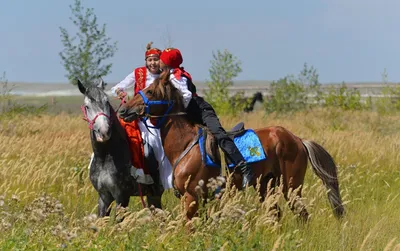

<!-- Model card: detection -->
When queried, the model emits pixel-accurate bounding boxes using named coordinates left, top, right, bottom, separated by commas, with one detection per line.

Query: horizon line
left=7, top=80, right=399, bottom=86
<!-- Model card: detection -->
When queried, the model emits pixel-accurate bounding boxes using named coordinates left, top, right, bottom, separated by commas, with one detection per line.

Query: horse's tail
left=301, top=139, right=345, bottom=218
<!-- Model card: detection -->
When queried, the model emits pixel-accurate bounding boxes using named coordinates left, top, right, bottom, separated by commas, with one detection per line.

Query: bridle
left=81, top=97, right=126, bottom=130
left=136, top=90, right=186, bottom=129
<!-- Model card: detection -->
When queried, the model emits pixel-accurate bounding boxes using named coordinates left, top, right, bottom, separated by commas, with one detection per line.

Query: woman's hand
left=116, top=88, right=127, bottom=100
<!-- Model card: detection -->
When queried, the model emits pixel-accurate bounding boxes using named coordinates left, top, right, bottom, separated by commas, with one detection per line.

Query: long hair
left=152, top=71, right=184, bottom=111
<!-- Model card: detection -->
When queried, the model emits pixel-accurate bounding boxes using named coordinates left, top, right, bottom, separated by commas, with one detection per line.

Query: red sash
left=172, top=67, right=197, bottom=97
left=134, top=67, right=147, bottom=95
left=118, top=118, right=145, bottom=171
left=172, top=67, right=192, bottom=81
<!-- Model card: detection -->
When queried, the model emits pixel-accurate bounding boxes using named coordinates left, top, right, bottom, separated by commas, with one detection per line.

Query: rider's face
left=146, top=56, right=160, bottom=74
left=159, top=59, right=168, bottom=72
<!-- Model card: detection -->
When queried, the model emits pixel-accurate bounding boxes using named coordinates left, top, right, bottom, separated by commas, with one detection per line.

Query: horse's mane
left=152, top=71, right=184, bottom=112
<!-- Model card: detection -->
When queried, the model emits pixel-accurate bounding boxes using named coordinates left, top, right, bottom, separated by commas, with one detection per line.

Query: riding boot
left=236, top=160, right=255, bottom=189
left=143, top=140, right=163, bottom=197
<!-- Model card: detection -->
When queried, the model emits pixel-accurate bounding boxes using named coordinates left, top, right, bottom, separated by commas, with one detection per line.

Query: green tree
left=264, top=63, right=324, bottom=114
left=375, top=68, right=400, bottom=114
left=299, top=63, right=322, bottom=105
left=59, top=0, right=118, bottom=85
left=0, top=72, right=47, bottom=117
left=0, top=72, right=12, bottom=113
left=204, top=49, right=244, bottom=116
left=265, top=76, right=307, bottom=114
left=324, top=82, right=364, bottom=111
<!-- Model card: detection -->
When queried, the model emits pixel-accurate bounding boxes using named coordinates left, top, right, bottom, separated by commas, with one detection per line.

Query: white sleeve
left=169, top=74, right=192, bottom=108
left=110, top=72, right=135, bottom=96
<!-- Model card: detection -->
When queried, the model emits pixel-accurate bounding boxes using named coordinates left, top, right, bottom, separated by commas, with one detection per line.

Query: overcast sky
left=1, top=0, right=399, bottom=84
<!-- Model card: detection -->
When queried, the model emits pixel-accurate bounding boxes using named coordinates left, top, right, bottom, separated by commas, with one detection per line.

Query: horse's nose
left=118, top=106, right=127, bottom=117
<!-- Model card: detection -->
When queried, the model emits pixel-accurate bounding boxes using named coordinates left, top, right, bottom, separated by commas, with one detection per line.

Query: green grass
left=0, top=106, right=400, bottom=250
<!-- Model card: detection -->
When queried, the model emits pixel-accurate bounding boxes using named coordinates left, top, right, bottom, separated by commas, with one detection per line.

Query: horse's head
left=254, top=92, right=264, bottom=102
left=78, top=78, right=113, bottom=142
left=118, top=71, right=184, bottom=127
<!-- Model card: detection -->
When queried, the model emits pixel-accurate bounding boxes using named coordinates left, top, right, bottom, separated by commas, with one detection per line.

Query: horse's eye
left=146, top=90, right=153, bottom=95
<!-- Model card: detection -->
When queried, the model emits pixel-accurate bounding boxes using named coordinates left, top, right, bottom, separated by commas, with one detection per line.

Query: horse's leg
left=184, top=192, right=199, bottom=221
left=258, top=169, right=282, bottom=221
left=113, top=192, right=131, bottom=222
left=98, top=192, right=113, bottom=217
left=176, top=164, right=218, bottom=220
left=145, top=181, right=164, bottom=209
left=147, top=195, right=163, bottom=209
left=115, top=192, right=130, bottom=208
left=278, top=142, right=309, bottom=222
left=174, top=168, right=201, bottom=221
left=259, top=172, right=275, bottom=202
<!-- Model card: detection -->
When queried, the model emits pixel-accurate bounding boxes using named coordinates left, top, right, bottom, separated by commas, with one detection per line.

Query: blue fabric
left=198, top=128, right=267, bottom=168
left=198, top=128, right=220, bottom=167
left=227, top=129, right=267, bottom=168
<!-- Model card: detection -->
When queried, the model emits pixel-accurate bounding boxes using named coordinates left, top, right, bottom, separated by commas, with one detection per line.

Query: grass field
left=1, top=104, right=400, bottom=250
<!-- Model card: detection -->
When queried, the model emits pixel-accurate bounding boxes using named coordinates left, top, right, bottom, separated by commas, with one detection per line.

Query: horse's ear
left=97, top=76, right=105, bottom=90
left=77, top=79, right=86, bottom=94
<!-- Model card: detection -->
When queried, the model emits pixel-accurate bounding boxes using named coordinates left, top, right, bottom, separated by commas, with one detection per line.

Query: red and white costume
left=160, top=48, right=193, bottom=108
left=110, top=46, right=173, bottom=189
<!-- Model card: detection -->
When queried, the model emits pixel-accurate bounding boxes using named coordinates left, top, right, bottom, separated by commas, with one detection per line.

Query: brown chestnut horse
left=118, top=72, right=345, bottom=222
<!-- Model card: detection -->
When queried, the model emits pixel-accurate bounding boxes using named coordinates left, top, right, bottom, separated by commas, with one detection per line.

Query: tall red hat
left=145, top=42, right=161, bottom=59
left=160, top=48, right=183, bottom=68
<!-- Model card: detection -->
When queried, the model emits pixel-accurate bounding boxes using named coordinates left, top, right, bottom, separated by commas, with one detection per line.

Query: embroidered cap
left=160, top=48, right=183, bottom=69
left=145, top=42, right=161, bottom=59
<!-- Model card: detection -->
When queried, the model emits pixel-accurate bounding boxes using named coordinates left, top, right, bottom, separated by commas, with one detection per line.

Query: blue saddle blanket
left=198, top=128, right=267, bottom=168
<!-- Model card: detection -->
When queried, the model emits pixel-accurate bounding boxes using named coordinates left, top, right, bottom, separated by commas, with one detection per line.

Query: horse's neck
left=160, top=116, right=197, bottom=163
left=250, top=96, right=258, bottom=107
left=91, top=122, right=131, bottom=162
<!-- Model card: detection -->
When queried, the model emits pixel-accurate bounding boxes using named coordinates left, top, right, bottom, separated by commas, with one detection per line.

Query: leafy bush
left=264, top=63, right=321, bottom=114
left=374, top=69, right=400, bottom=114
left=264, top=76, right=307, bottom=114
left=0, top=72, right=14, bottom=113
left=204, top=49, right=246, bottom=116
left=0, top=72, right=47, bottom=118
left=324, top=83, right=365, bottom=111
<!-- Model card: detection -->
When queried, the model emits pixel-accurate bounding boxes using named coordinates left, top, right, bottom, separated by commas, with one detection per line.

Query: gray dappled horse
left=77, top=78, right=163, bottom=217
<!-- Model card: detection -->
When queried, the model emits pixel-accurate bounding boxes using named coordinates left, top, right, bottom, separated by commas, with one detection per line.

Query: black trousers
left=187, top=96, right=245, bottom=165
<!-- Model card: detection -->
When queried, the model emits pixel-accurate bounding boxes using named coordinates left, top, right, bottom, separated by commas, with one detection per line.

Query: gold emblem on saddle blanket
left=248, top=146, right=261, bottom=157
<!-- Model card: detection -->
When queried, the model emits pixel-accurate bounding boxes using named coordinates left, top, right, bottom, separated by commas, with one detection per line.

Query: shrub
left=324, top=83, right=365, bottom=111
left=204, top=49, right=246, bottom=116
left=264, top=63, right=321, bottom=114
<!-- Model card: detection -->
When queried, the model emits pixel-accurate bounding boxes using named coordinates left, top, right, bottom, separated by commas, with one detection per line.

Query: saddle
left=198, top=121, right=247, bottom=167
left=227, top=122, right=246, bottom=138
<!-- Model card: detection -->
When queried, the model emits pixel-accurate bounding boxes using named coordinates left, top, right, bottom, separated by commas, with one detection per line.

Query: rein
left=135, top=90, right=201, bottom=197
left=133, top=90, right=196, bottom=197
left=115, top=96, right=127, bottom=113
left=81, top=96, right=147, bottom=209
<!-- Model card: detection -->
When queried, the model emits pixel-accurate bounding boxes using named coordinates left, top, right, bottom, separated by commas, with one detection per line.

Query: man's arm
left=169, top=74, right=192, bottom=108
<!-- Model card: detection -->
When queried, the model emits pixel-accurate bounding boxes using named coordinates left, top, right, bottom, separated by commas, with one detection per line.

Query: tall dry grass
left=0, top=108, right=400, bottom=250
